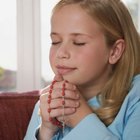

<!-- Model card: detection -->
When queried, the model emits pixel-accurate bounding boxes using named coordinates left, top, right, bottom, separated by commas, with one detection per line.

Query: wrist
left=71, top=109, right=92, bottom=127
left=38, top=123, right=57, bottom=140
left=68, top=100, right=93, bottom=127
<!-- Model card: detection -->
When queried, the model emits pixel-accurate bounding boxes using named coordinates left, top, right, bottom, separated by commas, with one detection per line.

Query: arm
left=63, top=113, right=119, bottom=140
left=122, top=102, right=140, bottom=140
left=24, top=101, right=41, bottom=140
left=60, top=90, right=119, bottom=140
left=62, top=94, right=140, bottom=140
left=24, top=90, right=60, bottom=140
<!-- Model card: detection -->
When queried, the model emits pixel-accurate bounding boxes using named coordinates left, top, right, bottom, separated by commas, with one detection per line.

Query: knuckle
left=39, top=93, right=47, bottom=103
left=40, top=87, right=49, bottom=94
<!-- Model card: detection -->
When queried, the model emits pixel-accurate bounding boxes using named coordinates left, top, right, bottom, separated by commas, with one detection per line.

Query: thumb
left=53, top=74, right=63, bottom=82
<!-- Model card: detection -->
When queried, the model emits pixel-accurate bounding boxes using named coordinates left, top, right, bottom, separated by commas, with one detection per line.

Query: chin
left=62, top=76, right=78, bottom=85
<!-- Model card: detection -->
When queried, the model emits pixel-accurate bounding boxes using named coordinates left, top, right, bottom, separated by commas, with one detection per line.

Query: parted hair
left=53, top=0, right=140, bottom=125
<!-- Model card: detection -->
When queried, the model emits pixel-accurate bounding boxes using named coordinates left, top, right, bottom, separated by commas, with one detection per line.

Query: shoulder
left=116, top=74, right=140, bottom=118
left=122, top=74, right=140, bottom=113
left=127, top=74, right=140, bottom=101
left=132, top=74, right=140, bottom=89
left=131, top=74, right=140, bottom=90
left=109, top=75, right=140, bottom=130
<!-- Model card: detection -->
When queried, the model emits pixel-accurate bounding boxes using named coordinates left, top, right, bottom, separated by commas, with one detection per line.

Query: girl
left=24, top=0, right=140, bottom=139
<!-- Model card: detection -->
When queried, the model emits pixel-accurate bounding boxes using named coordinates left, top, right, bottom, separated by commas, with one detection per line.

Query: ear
left=109, top=39, right=126, bottom=64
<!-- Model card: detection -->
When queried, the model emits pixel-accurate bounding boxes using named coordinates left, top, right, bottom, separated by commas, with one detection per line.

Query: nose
left=56, top=43, right=70, bottom=59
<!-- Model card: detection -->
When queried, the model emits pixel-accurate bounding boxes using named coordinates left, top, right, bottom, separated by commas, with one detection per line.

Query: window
left=0, top=0, right=41, bottom=92
left=0, top=0, right=17, bottom=91
left=16, top=0, right=41, bottom=92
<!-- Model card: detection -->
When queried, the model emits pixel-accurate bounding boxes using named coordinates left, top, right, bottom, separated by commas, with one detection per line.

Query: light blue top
left=24, top=74, right=140, bottom=140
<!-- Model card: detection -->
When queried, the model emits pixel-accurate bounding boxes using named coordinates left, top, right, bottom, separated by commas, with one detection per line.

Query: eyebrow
left=50, top=32, right=93, bottom=38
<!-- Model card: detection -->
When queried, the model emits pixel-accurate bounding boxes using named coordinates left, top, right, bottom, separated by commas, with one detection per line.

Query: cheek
left=78, top=48, right=109, bottom=69
left=78, top=50, right=96, bottom=63
left=49, top=48, right=56, bottom=68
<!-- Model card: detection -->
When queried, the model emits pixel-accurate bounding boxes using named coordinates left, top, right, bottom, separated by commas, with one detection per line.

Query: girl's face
left=50, top=4, right=112, bottom=89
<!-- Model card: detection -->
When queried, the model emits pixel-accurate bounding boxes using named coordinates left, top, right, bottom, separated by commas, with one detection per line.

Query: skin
left=39, top=4, right=125, bottom=140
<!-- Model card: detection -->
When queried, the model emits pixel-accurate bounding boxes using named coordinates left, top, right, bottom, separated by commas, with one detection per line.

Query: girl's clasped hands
left=39, top=74, right=92, bottom=133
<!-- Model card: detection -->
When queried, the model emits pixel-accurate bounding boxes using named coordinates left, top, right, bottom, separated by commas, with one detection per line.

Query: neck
left=78, top=84, right=101, bottom=101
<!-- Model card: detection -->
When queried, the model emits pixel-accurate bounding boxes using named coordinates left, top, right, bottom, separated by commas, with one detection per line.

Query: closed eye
left=52, top=42, right=61, bottom=45
left=74, top=42, right=86, bottom=46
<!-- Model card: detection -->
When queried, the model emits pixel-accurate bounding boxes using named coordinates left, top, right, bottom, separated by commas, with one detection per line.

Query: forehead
left=51, top=4, right=102, bottom=36
left=51, top=4, right=92, bottom=24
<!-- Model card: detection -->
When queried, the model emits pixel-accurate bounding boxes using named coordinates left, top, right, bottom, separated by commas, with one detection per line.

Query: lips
left=56, top=65, right=76, bottom=75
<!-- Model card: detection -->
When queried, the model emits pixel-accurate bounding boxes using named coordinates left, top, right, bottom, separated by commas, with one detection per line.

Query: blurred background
left=0, top=0, right=139, bottom=92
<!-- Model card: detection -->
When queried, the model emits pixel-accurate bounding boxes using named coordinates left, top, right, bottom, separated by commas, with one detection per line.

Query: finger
left=40, top=93, right=53, bottom=111
left=39, top=93, right=50, bottom=119
left=50, top=98, right=79, bottom=108
left=50, top=107, right=76, bottom=118
left=40, top=74, right=63, bottom=95
left=57, top=115, right=70, bottom=123
left=40, top=86, right=50, bottom=95
left=53, top=81, right=76, bottom=91
left=54, top=74, right=63, bottom=82
left=51, top=89, right=79, bottom=100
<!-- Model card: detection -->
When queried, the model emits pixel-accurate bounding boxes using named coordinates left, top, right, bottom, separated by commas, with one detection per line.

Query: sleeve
left=63, top=113, right=119, bottom=140
left=123, top=101, right=140, bottom=140
left=24, top=101, right=41, bottom=140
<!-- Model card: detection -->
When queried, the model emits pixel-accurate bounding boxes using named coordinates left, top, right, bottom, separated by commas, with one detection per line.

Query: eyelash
left=51, top=42, right=60, bottom=45
left=73, top=42, right=86, bottom=46
left=51, top=41, right=86, bottom=46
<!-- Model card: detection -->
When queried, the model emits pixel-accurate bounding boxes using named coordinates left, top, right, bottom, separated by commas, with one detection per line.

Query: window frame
left=17, top=0, right=41, bottom=92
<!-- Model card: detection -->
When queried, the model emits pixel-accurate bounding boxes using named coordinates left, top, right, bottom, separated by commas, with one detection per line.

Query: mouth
left=56, top=65, right=77, bottom=75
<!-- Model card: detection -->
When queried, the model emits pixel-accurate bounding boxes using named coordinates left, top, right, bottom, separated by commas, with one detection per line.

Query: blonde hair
left=53, top=0, right=140, bottom=125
